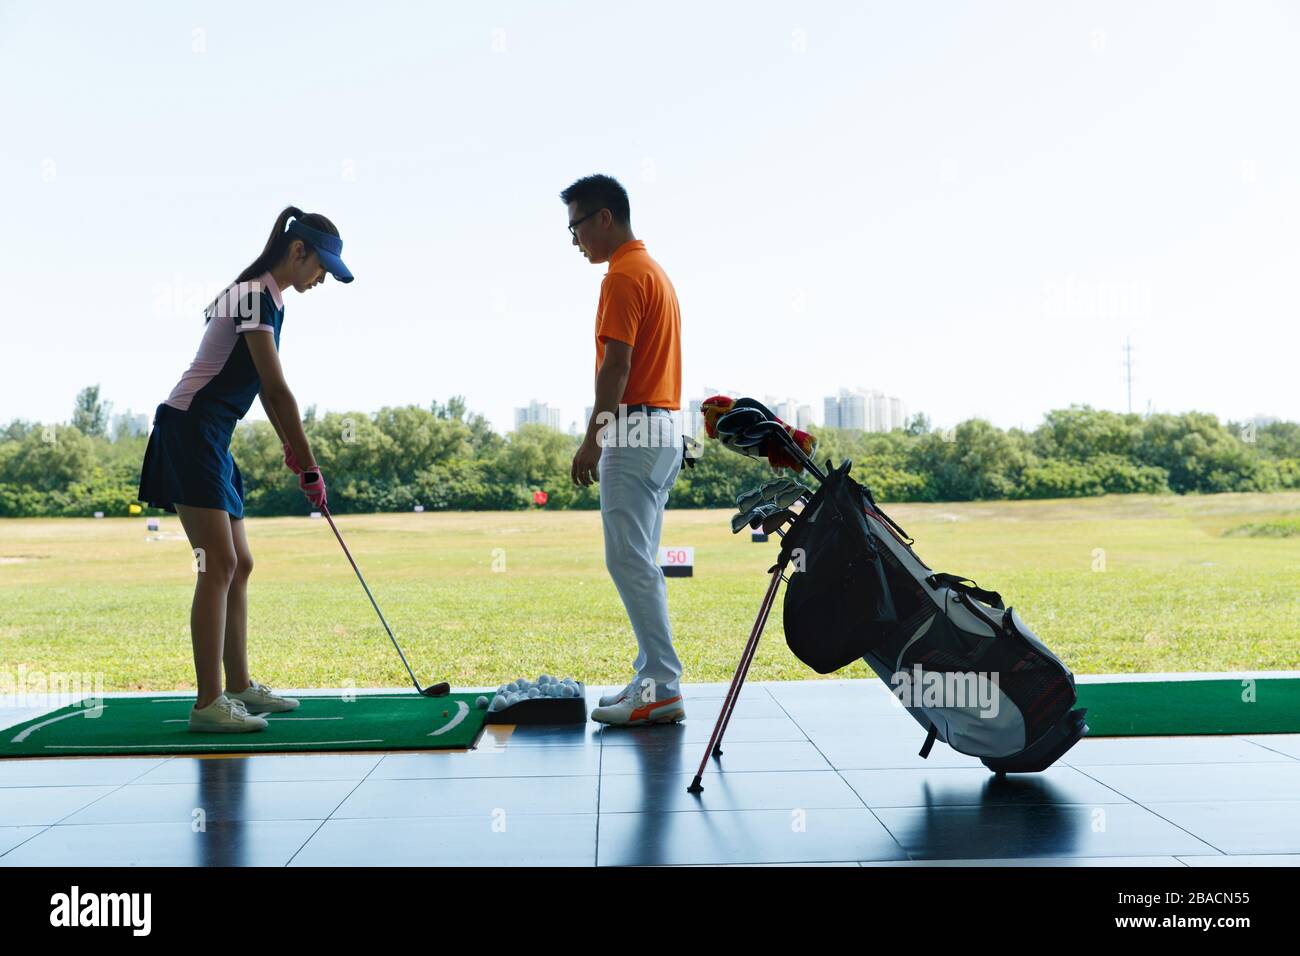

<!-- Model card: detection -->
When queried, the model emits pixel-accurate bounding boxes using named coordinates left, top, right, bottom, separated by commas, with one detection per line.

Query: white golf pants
left=598, top=410, right=683, bottom=700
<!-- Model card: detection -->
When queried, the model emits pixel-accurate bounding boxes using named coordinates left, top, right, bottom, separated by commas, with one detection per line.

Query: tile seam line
left=1068, top=764, right=1231, bottom=857
left=767, top=689, right=914, bottom=862
left=285, top=753, right=385, bottom=866
left=0, top=754, right=167, bottom=858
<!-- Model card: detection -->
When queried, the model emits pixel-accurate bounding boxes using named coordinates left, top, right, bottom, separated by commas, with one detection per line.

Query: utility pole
left=1122, top=338, right=1135, bottom=414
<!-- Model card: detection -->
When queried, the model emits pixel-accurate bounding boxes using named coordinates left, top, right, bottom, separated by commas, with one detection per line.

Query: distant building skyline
left=824, top=388, right=910, bottom=433
left=514, top=400, right=560, bottom=432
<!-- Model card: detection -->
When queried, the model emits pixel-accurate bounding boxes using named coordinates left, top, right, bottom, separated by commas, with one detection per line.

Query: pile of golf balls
left=481, top=674, right=581, bottom=711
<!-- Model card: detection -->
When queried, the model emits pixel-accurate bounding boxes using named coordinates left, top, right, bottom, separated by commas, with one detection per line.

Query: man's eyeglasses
left=568, top=208, right=604, bottom=239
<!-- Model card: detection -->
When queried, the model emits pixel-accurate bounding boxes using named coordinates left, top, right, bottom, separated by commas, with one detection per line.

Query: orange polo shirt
left=594, top=240, right=682, bottom=410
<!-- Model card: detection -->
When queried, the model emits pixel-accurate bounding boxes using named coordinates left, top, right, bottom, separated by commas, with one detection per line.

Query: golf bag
left=778, top=460, right=1088, bottom=773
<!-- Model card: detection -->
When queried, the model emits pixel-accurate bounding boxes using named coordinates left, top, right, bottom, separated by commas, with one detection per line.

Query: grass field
left=2, top=492, right=1299, bottom=692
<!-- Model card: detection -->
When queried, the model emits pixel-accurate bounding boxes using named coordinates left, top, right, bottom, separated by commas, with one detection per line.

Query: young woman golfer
left=138, top=207, right=352, bottom=733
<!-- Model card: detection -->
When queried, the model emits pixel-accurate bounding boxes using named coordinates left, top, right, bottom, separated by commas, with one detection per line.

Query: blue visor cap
left=286, top=219, right=354, bottom=283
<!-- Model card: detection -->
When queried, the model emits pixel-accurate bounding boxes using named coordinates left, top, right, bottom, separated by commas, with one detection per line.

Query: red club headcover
left=766, top=424, right=815, bottom=473
left=700, top=395, right=736, bottom=439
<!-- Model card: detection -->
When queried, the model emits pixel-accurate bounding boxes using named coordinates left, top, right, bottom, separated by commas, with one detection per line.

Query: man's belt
left=609, top=404, right=697, bottom=470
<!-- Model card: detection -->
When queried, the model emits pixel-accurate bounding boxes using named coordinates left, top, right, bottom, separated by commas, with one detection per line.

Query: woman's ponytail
left=205, top=206, right=339, bottom=321
left=235, top=206, right=304, bottom=284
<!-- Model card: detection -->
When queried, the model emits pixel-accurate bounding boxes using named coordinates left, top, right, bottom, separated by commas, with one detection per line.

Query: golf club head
left=731, top=396, right=778, bottom=420
left=742, top=420, right=804, bottom=460
left=761, top=508, right=795, bottom=534
left=747, top=502, right=781, bottom=529
left=421, top=681, right=451, bottom=697
left=714, top=407, right=766, bottom=443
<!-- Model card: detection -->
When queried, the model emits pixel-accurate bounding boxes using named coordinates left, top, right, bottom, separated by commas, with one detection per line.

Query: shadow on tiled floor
left=2, top=679, right=1298, bottom=866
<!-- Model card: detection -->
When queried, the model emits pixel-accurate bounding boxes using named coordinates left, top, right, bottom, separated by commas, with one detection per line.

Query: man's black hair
left=560, top=174, right=631, bottom=226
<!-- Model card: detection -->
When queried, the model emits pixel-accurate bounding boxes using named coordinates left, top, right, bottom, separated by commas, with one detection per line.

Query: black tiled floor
left=873, top=803, right=1220, bottom=860
left=335, top=775, right=599, bottom=818
left=598, top=716, right=807, bottom=746
left=1147, top=801, right=1300, bottom=855
left=2, top=679, right=1297, bottom=866
left=676, top=697, right=790, bottom=721
left=133, top=754, right=384, bottom=784
left=1241, top=734, right=1300, bottom=760
left=600, top=769, right=865, bottom=814
left=497, top=724, right=602, bottom=748
left=62, top=780, right=357, bottom=825
left=806, top=729, right=989, bottom=770
left=600, top=739, right=833, bottom=776
left=288, top=814, right=598, bottom=866
left=598, top=807, right=908, bottom=866
left=0, top=820, right=322, bottom=866
left=369, top=743, right=602, bottom=780
left=0, top=826, right=44, bottom=856
left=1179, top=853, right=1300, bottom=866
left=840, top=766, right=1134, bottom=809
left=0, top=757, right=165, bottom=788
left=861, top=855, right=1189, bottom=867
left=1079, top=762, right=1300, bottom=803
left=0, top=786, right=119, bottom=826
left=1063, top=736, right=1295, bottom=766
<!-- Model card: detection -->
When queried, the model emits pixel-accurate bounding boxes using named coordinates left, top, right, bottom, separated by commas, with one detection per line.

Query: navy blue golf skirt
left=138, top=403, right=245, bottom=518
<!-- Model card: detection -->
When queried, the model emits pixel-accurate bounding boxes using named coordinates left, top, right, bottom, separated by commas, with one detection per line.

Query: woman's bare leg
left=175, top=505, right=238, bottom=709
left=223, top=516, right=254, bottom=694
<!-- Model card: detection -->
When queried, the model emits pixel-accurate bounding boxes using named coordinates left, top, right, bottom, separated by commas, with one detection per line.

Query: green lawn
left=2, top=491, right=1299, bottom=692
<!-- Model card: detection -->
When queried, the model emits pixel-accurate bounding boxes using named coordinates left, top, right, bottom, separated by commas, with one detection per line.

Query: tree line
left=1, top=387, right=1297, bottom=517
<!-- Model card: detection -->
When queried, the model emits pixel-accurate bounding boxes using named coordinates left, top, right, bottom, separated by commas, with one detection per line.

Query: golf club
left=319, top=502, right=450, bottom=698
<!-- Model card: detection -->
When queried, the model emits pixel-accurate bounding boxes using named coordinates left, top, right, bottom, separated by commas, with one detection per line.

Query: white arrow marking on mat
left=43, top=740, right=384, bottom=750
left=161, top=717, right=344, bottom=724
left=429, top=701, right=469, bottom=737
left=10, top=706, right=105, bottom=744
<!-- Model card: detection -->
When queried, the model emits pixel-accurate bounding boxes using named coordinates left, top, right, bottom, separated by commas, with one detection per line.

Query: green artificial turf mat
left=1077, top=678, right=1300, bottom=736
left=0, top=693, right=487, bottom=758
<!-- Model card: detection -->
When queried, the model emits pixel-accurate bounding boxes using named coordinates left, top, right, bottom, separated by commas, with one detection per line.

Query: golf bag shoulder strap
left=859, top=486, right=914, bottom=544
left=926, top=573, right=1005, bottom=610
left=919, top=725, right=938, bottom=758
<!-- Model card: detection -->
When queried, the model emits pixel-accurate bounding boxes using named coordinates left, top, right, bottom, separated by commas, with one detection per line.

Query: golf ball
left=489, top=695, right=507, bottom=712
left=527, top=687, right=540, bottom=699
left=539, top=673, right=553, bottom=685
left=475, top=696, right=489, bottom=709
left=506, top=682, right=519, bottom=693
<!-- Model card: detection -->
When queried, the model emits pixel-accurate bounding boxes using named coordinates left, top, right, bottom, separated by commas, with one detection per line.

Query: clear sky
left=2, top=0, right=1296, bottom=434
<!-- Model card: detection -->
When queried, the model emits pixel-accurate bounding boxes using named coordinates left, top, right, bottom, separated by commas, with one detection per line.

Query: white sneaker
left=592, top=693, right=686, bottom=727
left=598, top=680, right=637, bottom=708
left=227, top=680, right=299, bottom=714
left=189, top=695, right=269, bottom=733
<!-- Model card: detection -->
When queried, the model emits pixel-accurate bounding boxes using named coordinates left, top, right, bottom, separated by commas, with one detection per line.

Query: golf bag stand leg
left=687, top=561, right=787, bottom=794
left=711, top=565, right=785, bottom=757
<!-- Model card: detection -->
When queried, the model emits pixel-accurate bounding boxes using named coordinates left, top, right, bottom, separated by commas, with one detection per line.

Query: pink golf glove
left=299, top=469, right=327, bottom=510
left=283, top=442, right=303, bottom=475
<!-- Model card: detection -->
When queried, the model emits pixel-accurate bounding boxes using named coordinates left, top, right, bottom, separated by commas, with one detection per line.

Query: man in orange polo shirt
left=563, top=174, right=686, bottom=726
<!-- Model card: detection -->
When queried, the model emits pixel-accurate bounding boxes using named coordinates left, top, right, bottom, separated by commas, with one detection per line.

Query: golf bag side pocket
left=782, top=464, right=898, bottom=673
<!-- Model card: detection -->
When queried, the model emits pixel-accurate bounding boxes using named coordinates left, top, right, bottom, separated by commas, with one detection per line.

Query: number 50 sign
left=658, top=546, right=695, bottom=578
